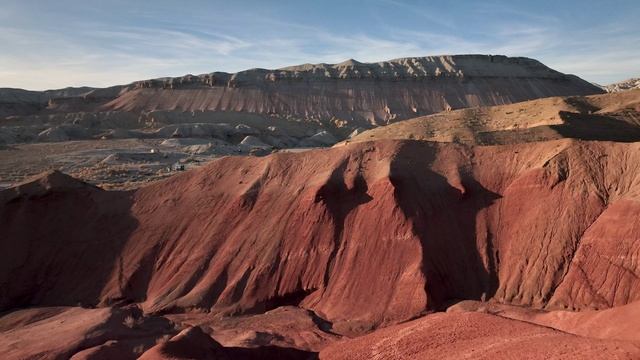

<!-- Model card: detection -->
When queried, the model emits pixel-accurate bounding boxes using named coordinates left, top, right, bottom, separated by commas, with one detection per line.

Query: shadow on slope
left=390, top=142, right=501, bottom=309
left=551, top=111, right=640, bottom=142
left=0, top=171, right=138, bottom=310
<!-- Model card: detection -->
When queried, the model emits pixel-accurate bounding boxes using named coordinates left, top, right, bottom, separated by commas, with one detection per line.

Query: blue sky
left=1, top=0, right=639, bottom=90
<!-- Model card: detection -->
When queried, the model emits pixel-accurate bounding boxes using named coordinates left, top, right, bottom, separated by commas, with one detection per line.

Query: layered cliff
left=1, top=55, right=602, bottom=130
left=104, top=55, right=602, bottom=127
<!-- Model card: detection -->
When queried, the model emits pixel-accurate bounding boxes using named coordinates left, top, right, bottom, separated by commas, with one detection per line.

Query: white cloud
left=0, top=4, right=638, bottom=90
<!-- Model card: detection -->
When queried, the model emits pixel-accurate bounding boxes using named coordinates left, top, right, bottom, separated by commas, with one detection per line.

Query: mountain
left=605, top=77, right=640, bottom=92
left=0, top=86, right=121, bottom=118
left=1, top=55, right=602, bottom=137
left=104, top=55, right=600, bottom=125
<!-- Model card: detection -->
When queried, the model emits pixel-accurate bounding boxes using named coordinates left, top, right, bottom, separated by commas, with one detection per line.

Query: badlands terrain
left=2, top=55, right=640, bottom=359
left=0, top=55, right=600, bottom=189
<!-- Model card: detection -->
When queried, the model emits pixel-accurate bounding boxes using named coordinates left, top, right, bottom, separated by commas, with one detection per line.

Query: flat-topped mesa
left=1, top=54, right=603, bottom=128
left=134, top=55, right=572, bottom=89
left=108, top=54, right=601, bottom=125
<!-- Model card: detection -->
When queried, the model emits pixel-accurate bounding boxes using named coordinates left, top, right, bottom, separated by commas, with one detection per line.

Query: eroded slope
left=348, top=89, right=640, bottom=145
left=2, top=139, right=640, bottom=334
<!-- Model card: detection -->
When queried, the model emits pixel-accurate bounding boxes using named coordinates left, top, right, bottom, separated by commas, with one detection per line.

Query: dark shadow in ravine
left=0, top=172, right=139, bottom=310
left=551, top=111, right=640, bottom=142
left=389, top=141, right=501, bottom=310
left=314, top=159, right=373, bottom=288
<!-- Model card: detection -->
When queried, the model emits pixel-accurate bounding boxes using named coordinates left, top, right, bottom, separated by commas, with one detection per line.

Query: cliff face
left=1, top=55, right=602, bottom=129
left=132, top=55, right=583, bottom=86
left=104, top=55, right=602, bottom=126
left=3, top=139, right=640, bottom=333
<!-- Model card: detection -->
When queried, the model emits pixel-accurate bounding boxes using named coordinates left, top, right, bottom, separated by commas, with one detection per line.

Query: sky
left=1, top=0, right=639, bottom=90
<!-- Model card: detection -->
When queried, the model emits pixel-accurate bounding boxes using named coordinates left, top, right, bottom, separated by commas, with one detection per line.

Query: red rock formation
left=137, top=325, right=316, bottom=360
left=318, top=311, right=640, bottom=359
left=549, top=199, right=640, bottom=310
left=0, top=306, right=175, bottom=360
left=0, top=306, right=319, bottom=360
left=138, top=326, right=230, bottom=360
left=167, top=306, right=339, bottom=351
left=2, top=139, right=640, bottom=333
left=447, top=299, right=640, bottom=343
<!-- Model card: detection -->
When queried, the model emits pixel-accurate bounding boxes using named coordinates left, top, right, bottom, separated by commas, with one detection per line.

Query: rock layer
left=2, top=139, right=640, bottom=333
left=101, top=55, right=603, bottom=127
left=1, top=55, right=602, bottom=134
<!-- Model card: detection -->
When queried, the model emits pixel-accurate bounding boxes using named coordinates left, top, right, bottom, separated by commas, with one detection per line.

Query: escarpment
left=103, top=55, right=602, bottom=126
left=1, top=55, right=602, bottom=133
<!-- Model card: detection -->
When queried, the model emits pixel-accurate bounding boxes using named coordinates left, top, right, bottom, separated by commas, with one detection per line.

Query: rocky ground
left=0, top=137, right=319, bottom=190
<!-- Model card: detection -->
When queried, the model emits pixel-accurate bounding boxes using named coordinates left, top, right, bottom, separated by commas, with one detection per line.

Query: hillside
left=347, top=89, right=640, bottom=145
left=2, top=137, right=640, bottom=358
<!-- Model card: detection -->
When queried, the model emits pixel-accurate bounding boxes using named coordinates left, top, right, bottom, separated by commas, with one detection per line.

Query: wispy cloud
left=89, top=27, right=252, bottom=56
left=0, top=1, right=638, bottom=89
left=378, top=0, right=457, bottom=29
